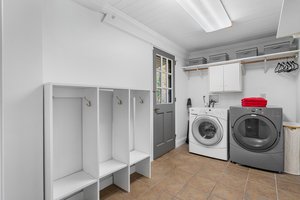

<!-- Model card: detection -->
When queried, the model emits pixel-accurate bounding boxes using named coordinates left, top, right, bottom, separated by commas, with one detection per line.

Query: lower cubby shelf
left=53, top=171, right=97, bottom=200
left=130, top=150, right=150, bottom=166
left=99, top=159, right=128, bottom=178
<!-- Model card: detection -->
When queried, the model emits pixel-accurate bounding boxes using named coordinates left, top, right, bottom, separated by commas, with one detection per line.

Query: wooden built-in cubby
left=44, top=84, right=151, bottom=200
left=44, top=85, right=99, bottom=200
left=129, top=90, right=151, bottom=178
left=98, top=89, right=130, bottom=192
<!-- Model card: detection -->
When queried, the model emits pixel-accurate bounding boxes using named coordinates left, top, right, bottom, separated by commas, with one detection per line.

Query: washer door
left=192, top=116, right=223, bottom=146
left=232, top=114, right=279, bottom=152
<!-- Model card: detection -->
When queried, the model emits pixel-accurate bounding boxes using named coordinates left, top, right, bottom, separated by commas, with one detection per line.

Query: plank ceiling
left=106, top=0, right=283, bottom=52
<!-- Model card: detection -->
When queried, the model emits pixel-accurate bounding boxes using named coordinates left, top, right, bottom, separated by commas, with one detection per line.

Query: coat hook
left=116, top=96, right=122, bottom=105
left=139, top=96, right=144, bottom=104
left=83, top=96, right=92, bottom=107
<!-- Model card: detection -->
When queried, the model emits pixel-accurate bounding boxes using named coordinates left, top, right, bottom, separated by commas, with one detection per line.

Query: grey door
left=153, top=48, right=175, bottom=159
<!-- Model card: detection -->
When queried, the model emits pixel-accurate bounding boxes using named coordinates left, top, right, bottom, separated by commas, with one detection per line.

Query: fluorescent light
left=176, top=0, right=232, bottom=32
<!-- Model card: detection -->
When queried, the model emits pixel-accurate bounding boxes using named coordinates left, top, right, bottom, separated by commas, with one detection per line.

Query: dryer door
left=232, top=114, right=279, bottom=152
left=192, top=116, right=223, bottom=146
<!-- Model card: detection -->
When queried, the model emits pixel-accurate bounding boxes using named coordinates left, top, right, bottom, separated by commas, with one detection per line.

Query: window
left=155, top=55, right=173, bottom=104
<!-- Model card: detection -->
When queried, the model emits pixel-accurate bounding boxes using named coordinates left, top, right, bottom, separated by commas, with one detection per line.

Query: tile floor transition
left=100, top=144, right=300, bottom=200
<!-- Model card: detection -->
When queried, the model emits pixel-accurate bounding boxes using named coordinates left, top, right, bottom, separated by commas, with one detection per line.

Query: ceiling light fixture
left=176, top=0, right=232, bottom=32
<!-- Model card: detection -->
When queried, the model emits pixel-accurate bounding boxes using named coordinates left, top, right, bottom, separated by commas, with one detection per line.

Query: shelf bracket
left=241, top=64, right=246, bottom=75
left=264, top=59, right=268, bottom=73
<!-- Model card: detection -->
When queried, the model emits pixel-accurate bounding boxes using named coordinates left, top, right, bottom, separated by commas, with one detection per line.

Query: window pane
left=168, top=74, right=172, bottom=88
left=168, top=59, right=172, bottom=73
left=156, top=89, right=161, bottom=104
left=168, top=89, right=172, bottom=103
left=161, top=72, right=167, bottom=88
left=156, top=55, right=161, bottom=70
left=156, top=71, right=161, bottom=88
left=161, top=89, right=167, bottom=104
left=162, top=58, right=167, bottom=73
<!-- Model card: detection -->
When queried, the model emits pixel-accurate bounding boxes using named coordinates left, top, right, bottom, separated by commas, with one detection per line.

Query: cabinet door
left=209, top=65, right=224, bottom=93
left=223, top=63, right=242, bottom=92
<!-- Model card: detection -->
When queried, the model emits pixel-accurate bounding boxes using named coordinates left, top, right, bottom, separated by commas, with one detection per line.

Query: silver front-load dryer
left=229, top=106, right=283, bottom=172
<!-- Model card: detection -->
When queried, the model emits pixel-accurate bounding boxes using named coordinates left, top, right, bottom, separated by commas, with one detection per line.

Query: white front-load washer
left=189, top=107, right=228, bottom=160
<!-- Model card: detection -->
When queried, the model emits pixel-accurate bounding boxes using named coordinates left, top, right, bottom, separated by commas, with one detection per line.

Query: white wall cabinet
left=209, top=63, right=242, bottom=93
left=44, top=83, right=151, bottom=200
left=209, top=65, right=224, bottom=92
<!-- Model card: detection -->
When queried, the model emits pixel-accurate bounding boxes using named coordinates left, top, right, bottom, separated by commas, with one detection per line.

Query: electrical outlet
left=209, top=94, right=219, bottom=103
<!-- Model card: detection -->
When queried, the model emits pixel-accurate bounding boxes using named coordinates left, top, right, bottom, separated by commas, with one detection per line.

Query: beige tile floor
left=100, top=144, right=300, bottom=200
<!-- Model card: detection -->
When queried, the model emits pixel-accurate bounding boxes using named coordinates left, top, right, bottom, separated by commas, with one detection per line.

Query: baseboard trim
left=176, top=137, right=187, bottom=148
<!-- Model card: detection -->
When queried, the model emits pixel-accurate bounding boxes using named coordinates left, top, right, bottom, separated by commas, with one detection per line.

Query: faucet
left=209, top=99, right=217, bottom=108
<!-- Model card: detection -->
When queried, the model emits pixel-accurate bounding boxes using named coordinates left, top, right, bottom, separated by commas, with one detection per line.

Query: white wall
left=188, top=37, right=298, bottom=122
left=43, top=0, right=153, bottom=89
left=175, top=59, right=189, bottom=145
left=43, top=0, right=189, bottom=148
left=297, top=39, right=300, bottom=123
left=1, top=0, right=43, bottom=199
left=0, top=0, right=2, bottom=197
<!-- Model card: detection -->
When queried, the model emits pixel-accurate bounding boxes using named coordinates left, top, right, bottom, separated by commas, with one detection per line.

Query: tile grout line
left=172, top=166, right=196, bottom=198
left=136, top=150, right=188, bottom=199
left=242, top=169, right=250, bottom=200
left=135, top=157, right=175, bottom=199
left=207, top=161, right=228, bottom=199
left=275, top=174, right=279, bottom=200
left=207, top=178, right=218, bottom=200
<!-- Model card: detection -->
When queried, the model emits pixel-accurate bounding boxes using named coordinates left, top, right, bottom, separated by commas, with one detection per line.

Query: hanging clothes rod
left=52, top=96, right=92, bottom=107
left=98, top=88, right=114, bottom=92
left=184, top=67, right=208, bottom=72
left=241, top=55, right=296, bottom=65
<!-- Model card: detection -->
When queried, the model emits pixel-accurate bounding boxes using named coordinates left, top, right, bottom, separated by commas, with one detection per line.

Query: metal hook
left=116, top=96, right=122, bottom=105
left=139, top=96, right=144, bottom=104
left=83, top=96, right=92, bottom=107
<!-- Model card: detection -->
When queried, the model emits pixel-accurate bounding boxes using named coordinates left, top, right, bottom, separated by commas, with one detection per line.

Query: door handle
left=154, top=108, right=160, bottom=113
